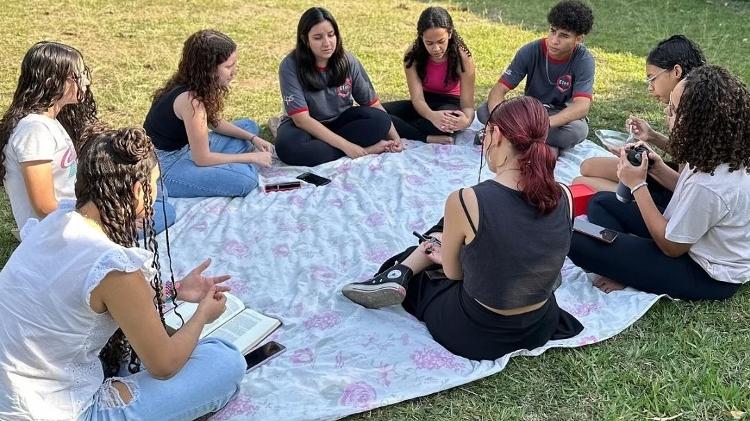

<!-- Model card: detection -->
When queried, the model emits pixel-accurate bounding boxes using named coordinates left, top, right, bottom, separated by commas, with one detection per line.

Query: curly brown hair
left=0, top=41, right=97, bottom=181
left=404, top=7, right=472, bottom=87
left=152, top=29, right=236, bottom=127
left=75, top=126, right=176, bottom=376
left=669, top=65, right=750, bottom=174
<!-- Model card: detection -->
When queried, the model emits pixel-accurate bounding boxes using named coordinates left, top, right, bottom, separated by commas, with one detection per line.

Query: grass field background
left=1, top=1, right=749, bottom=419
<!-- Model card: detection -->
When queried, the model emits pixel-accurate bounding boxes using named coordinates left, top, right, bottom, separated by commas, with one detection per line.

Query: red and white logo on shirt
left=556, top=75, right=572, bottom=93
left=337, top=78, right=352, bottom=98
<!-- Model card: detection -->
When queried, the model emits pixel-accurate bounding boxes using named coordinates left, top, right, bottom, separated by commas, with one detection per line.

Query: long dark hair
left=488, top=96, right=560, bottom=214
left=76, top=126, right=176, bottom=376
left=0, top=41, right=97, bottom=181
left=153, top=29, right=236, bottom=127
left=294, top=7, right=349, bottom=91
left=647, top=35, right=705, bottom=77
left=669, top=65, right=750, bottom=175
left=404, top=7, right=471, bottom=86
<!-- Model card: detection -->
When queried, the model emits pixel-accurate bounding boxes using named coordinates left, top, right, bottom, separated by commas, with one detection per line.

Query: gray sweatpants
left=477, top=101, right=588, bottom=150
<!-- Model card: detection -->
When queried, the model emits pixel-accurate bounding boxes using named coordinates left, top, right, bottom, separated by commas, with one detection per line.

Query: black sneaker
left=341, top=264, right=413, bottom=309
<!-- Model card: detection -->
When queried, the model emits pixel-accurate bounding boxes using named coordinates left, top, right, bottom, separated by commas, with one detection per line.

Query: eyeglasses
left=645, top=68, right=668, bottom=86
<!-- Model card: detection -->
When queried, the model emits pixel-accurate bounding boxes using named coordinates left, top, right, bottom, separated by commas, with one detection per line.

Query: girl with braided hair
left=0, top=41, right=174, bottom=237
left=383, top=6, right=476, bottom=144
left=145, top=29, right=274, bottom=198
left=0, top=127, right=244, bottom=420
left=569, top=65, right=750, bottom=299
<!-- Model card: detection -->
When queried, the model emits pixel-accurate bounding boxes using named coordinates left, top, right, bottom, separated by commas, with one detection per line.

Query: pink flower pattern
left=310, top=265, right=337, bottom=286
left=377, top=363, right=395, bottom=386
left=288, top=195, right=306, bottom=207
left=304, top=311, right=342, bottom=330
left=225, top=278, right=251, bottom=295
left=365, top=249, right=392, bottom=264
left=328, top=198, right=345, bottom=208
left=406, top=175, right=426, bottom=186
left=339, top=381, right=377, bottom=410
left=273, top=244, right=291, bottom=257
left=212, top=395, right=259, bottom=420
left=577, top=335, right=598, bottom=346
left=572, top=302, right=602, bottom=317
left=336, top=351, right=346, bottom=369
left=190, top=220, right=208, bottom=232
left=411, top=347, right=464, bottom=371
left=290, top=347, right=315, bottom=365
left=223, top=240, right=249, bottom=257
left=365, top=212, right=386, bottom=227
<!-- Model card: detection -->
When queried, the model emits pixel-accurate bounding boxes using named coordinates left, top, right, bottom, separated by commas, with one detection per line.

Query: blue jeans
left=80, top=338, right=245, bottom=421
left=157, top=119, right=260, bottom=198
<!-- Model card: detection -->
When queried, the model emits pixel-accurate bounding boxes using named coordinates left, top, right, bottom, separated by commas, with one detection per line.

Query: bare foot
left=364, top=140, right=394, bottom=155
left=426, top=135, right=453, bottom=145
left=592, top=276, right=625, bottom=293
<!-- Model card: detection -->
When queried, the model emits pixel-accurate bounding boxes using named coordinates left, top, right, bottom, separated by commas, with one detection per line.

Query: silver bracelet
left=630, top=181, right=648, bottom=195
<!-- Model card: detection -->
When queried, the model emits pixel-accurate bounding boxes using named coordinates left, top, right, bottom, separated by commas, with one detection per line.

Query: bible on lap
left=165, top=293, right=281, bottom=355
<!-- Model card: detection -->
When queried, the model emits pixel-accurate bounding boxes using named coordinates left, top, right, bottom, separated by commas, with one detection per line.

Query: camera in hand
left=626, top=146, right=653, bottom=168
left=616, top=146, right=653, bottom=203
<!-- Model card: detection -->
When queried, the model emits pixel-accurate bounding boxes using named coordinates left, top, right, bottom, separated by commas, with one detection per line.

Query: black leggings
left=382, top=92, right=460, bottom=142
left=374, top=224, right=582, bottom=361
left=275, top=106, right=392, bottom=167
left=567, top=192, right=741, bottom=300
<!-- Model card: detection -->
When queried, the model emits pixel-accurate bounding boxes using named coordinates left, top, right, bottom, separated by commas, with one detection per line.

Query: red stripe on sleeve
left=287, top=107, right=309, bottom=116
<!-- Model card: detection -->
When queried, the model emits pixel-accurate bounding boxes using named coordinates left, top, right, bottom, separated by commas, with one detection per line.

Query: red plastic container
left=569, top=183, right=596, bottom=217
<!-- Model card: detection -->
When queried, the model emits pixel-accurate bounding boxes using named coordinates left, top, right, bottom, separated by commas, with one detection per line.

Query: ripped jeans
left=79, top=338, right=245, bottom=421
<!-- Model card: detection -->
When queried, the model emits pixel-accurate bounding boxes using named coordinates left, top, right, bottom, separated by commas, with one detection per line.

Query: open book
left=164, top=293, right=281, bottom=354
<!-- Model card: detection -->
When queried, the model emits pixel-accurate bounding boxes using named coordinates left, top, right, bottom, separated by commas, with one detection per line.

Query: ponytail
left=488, top=96, right=561, bottom=214
left=518, top=141, right=559, bottom=214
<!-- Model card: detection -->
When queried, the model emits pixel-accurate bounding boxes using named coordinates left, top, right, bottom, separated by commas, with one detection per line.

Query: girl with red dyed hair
left=342, top=96, right=583, bottom=360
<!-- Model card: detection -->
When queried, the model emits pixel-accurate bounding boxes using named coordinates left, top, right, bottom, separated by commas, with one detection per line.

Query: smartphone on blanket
left=297, top=172, right=331, bottom=186
left=573, top=219, right=618, bottom=244
left=245, top=341, right=286, bottom=372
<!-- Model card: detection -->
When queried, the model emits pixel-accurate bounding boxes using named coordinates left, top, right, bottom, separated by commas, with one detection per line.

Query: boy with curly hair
left=479, top=0, right=595, bottom=154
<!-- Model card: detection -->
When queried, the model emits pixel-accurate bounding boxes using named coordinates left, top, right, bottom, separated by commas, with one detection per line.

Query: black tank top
left=143, top=85, right=191, bottom=151
left=460, top=180, right=572, bottom=310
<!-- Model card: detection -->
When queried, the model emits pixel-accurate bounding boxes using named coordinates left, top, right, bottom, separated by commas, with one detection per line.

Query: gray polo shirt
left=500, top=38, right=595, bottom=109
left=279, top=52, right=379, bottom=123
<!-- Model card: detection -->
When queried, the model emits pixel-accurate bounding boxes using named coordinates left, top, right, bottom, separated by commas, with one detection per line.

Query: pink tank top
left=422, top=59, right=461, bottom=96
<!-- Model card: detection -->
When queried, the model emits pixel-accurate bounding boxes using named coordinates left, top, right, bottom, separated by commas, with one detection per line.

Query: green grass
left=1, top=0, right=749, bottom=419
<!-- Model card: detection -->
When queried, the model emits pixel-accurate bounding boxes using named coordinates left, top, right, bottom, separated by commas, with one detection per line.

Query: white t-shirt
left=0, top=201, right=153, bottom=420
left=663, top=164, right=750, bottom=284
left=2, top=114, right=77, bottom=228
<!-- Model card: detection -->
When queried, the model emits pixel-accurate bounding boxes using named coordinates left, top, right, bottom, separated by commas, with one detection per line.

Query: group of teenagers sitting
left=0, top=1, right=748, bottom=420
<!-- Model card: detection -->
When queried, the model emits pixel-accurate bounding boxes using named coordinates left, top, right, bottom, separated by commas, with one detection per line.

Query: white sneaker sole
left=341, top=283, right=406, bottom=309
